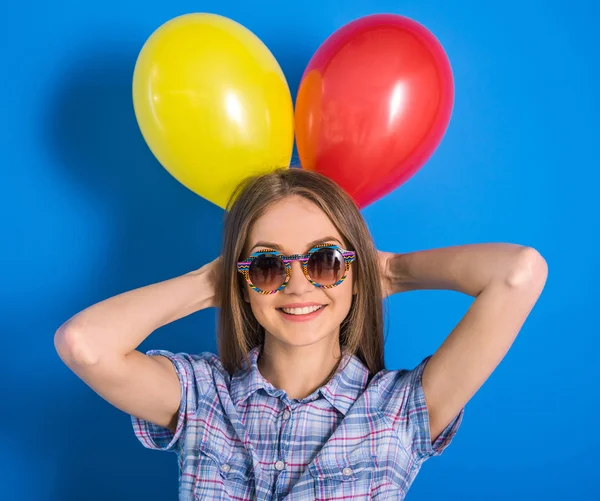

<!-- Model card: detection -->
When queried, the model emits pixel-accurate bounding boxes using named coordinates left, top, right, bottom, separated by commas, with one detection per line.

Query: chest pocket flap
left=308, top=448, right=376, bottom=482
left=193, top=442, right=257, bottom=501
left=198, top=442, right=253, bottom=481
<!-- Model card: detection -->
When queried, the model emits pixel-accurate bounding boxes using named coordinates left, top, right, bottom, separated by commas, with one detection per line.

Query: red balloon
left=295, top=14, right=454, bottom=208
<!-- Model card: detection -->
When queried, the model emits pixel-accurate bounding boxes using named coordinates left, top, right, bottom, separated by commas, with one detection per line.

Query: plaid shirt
left=131, top=345, right=463, bottom=500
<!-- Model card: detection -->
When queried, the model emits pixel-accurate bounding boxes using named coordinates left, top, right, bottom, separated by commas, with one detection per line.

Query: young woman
left=55, top=168, right=548, bottom=500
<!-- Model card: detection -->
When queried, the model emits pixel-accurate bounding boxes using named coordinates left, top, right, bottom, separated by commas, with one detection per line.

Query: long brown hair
left=216, top=167, right=386, bottom=376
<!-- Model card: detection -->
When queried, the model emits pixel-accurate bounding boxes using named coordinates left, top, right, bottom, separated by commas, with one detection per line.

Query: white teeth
left=281, top=305, right=323, bottom=315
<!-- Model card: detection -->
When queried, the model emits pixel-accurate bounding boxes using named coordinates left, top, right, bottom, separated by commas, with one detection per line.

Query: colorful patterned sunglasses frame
left=237, top=243, right=357, bottom=294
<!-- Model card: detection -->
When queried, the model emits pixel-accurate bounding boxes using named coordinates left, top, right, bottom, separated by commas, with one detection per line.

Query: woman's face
left=241, top=195, right=356, bottom=350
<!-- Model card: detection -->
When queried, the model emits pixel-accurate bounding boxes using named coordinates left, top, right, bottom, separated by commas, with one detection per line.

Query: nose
left=283, top=260, right=314, bottom=295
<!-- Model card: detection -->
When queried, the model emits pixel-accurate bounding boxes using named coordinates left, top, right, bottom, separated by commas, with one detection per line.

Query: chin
left=265, top=324, right=339, bottom=348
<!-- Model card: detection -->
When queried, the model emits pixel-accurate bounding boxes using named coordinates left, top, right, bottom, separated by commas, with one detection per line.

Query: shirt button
left=342, top=467, right=353, bottom=476
left=275, top=460, right=285, bottom=471
left=282, top=410, right=291, bottom=420
left=220, top=463, right=231, bottom=473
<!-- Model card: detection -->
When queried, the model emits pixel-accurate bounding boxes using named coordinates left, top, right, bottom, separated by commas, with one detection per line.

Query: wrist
left=186, top=266, right=218, bottom=310
left=387, top=253, right=414, bottom=293
left=379, top=252, right=410, bottom=295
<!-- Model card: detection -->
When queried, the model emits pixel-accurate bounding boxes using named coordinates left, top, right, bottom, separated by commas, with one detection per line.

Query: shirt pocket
left=193, top=442, right=254, bottom=500
left=308, top=449, right=376, bottom=501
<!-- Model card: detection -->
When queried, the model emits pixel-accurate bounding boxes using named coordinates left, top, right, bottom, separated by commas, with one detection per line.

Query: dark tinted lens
left=307, top=248, right=345, bottom=285
left=249, top=254, right=286, bottom=291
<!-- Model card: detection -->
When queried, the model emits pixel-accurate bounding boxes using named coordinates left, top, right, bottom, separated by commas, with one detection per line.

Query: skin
left=243, top=195, right=549, bottom=442
left=378, top=244, right=548, bottom=439
left=241, top=195, right=357, bottom=400
left=55, top=194, right=548, bottom=443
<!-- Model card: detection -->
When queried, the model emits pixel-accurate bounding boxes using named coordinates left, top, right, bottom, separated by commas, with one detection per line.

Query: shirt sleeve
left=377, top=355, right=464, bottom=462
left=130, top=350, right=210, bottom=453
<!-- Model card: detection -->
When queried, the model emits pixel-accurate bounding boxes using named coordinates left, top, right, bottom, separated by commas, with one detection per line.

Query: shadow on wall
left=37, top=43, right=223, bottom=501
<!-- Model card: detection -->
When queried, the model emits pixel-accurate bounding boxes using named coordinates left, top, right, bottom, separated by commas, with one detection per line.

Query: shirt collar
left=230, top=344, right=370, bottom=416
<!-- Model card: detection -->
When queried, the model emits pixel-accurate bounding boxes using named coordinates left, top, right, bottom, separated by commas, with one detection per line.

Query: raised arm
left=379, top=244, right=548, bottom=440
left=54, top=258, right=221, bottom=431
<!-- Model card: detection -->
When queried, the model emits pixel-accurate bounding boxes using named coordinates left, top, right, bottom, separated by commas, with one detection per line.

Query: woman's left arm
left=379, top=243, right=548, bottom=441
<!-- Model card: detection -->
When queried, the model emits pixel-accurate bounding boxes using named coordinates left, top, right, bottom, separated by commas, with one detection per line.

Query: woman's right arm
left=54, top=257, right=221, bottom=432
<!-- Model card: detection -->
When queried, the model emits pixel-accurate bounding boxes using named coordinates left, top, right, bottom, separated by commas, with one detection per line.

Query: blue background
left=2, top=0, right=597, bottom=499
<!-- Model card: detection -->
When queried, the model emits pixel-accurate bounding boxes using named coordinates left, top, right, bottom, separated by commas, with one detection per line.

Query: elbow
left=506, top=247, right=548, bottom=289
left=54, top=326, right=101, bottom=367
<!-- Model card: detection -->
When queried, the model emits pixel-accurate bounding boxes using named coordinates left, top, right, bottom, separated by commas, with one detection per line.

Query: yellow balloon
left=133, top=13, right=294, bottom=208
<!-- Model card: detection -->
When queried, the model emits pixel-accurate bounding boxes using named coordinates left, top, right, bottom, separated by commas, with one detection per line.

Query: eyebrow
left=249, top=236, right=344, bottom=253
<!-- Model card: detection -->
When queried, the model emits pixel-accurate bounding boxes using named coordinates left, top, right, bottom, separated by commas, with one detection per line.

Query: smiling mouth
left=277, top=305, right=326, bottom=316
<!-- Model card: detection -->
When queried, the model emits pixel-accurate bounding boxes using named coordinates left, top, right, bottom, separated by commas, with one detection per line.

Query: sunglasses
left=237, top=243, right=356, bottom=294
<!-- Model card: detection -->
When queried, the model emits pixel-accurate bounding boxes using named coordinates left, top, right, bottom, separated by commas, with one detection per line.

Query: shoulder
left=146, top=349, right=228, bottom=389
left=368, top=355, right=432, bottom=413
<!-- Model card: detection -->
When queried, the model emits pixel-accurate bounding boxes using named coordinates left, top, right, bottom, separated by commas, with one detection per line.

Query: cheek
left=327, top=279, right=355, bottom=312
left=248, top=294, right=277, bottom=323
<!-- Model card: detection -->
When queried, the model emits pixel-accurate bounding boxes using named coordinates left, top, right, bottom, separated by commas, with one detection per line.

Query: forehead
left=247, top=196, right=344, bottom=253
